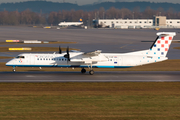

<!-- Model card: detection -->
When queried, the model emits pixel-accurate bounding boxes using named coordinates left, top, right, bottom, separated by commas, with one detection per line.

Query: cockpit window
left=16, top=56, right=25, bottom=58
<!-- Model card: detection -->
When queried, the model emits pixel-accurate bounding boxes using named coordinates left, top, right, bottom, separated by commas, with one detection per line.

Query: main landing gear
left=81, top=68, right=86, bottom=74
left=81, top=66, right=94, bottom=75
left=89, top=70, right=94, bottom=75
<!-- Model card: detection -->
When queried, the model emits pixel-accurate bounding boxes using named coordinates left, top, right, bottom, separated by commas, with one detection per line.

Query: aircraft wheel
left=81, top=68, right=86, bottom=74
left=89, top=70, right=94, bottom=75
left=13, top=69, right=16, bottom=72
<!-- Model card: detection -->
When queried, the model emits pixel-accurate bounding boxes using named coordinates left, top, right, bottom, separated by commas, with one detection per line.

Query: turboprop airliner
left=58, top=18, right=83, bottom=26
left=6, top=32, right=176, bottom=75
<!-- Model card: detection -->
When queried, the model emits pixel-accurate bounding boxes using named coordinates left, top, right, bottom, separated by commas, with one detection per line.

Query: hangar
left=93, top=16, right=180, bottom=29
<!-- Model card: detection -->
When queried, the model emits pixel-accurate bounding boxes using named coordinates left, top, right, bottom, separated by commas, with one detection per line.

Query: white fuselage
left=58, top=22, right=83, bottom=26
left=6, top=51, right=167, bottom=68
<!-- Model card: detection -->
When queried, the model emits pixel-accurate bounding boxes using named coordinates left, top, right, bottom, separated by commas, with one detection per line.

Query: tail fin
left=79, top=18, right=83, bottom=22
left=148, top=32, right=176, bottom=57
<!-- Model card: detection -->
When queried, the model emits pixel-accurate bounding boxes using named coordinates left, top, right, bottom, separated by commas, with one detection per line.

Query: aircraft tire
left=81, top=68, right=86, bottom=74
left=89, top=70, right=94, bottom=75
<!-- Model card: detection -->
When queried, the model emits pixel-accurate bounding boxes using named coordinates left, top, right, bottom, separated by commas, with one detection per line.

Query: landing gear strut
left=88, top=64, right=94, bottom=75
left=81, top=68, right=86, bottom=74
left=13, top=67, right=16, bottom=72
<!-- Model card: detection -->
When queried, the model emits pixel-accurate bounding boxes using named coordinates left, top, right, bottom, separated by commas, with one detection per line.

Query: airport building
left=93, top=16, right=180, bottom=29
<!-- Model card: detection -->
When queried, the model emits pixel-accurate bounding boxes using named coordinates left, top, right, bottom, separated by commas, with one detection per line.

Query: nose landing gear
left=13, top=67, right=16, bottom=72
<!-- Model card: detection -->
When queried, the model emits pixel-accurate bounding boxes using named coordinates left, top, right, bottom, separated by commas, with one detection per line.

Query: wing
left=70, top=50, right=107, bottom=63
left=83, top=50, right=102, bottom=56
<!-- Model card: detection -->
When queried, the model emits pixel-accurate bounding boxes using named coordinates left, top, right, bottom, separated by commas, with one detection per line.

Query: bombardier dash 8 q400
left=6, top=32, right=176, bottom=75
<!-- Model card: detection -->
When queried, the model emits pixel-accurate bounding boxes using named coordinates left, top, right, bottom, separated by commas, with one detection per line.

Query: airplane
left=6, top=32, right=176, bottom=75
left=58, top=18, right=83, bottom=27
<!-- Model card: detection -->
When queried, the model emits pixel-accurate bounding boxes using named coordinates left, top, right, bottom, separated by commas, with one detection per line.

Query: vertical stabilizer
left=148, top=32, right=176, bottom=57
left=79, top=18, right=83, bottom=22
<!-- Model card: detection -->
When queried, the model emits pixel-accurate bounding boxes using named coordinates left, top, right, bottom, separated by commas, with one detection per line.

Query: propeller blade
left=66, top=46, right=69, bottom=54
left=59, top=46, right=62, bottom=54
left=67, top=47, right=70, bottom=61
left=64, top=46, right=70, bottom=61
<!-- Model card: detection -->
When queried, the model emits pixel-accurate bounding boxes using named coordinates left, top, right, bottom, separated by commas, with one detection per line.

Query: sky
left=0, top=0, right=179, bottom=5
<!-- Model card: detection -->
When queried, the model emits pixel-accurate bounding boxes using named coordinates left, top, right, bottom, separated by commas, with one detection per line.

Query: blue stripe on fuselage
left=6, top=64, right=132, bottom=68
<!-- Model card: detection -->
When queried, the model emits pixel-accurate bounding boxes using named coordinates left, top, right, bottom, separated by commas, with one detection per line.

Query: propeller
left=59, top=46, right=62, bottom=54
left=64, top=46, right=70, bottom=61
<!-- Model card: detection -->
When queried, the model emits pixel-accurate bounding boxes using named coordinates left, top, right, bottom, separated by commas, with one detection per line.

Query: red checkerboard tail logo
left=149, top=32, right=176, bottom=57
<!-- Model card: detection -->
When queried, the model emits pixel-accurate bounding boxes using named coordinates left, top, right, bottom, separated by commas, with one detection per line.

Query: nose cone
left=6, top=61, right=10, bottom=66
left=6, top=60, right=13, bottom=66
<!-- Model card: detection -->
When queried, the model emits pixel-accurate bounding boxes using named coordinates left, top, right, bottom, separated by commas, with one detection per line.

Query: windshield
left=16, top=56, right=25, bottom=59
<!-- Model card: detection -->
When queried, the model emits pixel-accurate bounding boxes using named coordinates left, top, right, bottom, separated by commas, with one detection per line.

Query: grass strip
left=174, top=47, right=180, bottom=49
left=1, top=59, right=180, bottom=72
left=0, top=82, right=180, bottom=120
left=0, top=56, right=13, bottom=59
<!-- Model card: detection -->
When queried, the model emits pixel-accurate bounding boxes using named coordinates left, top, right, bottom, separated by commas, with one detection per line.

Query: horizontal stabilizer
left=156, top=32, right=176, bottom=36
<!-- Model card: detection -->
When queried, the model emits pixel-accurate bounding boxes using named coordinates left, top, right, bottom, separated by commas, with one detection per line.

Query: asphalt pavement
left=0, top=71, right=180, bottom=82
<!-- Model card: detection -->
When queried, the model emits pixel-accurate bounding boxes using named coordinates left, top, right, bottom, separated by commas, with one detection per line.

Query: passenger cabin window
left=16, top=56, right=25, bottom=58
